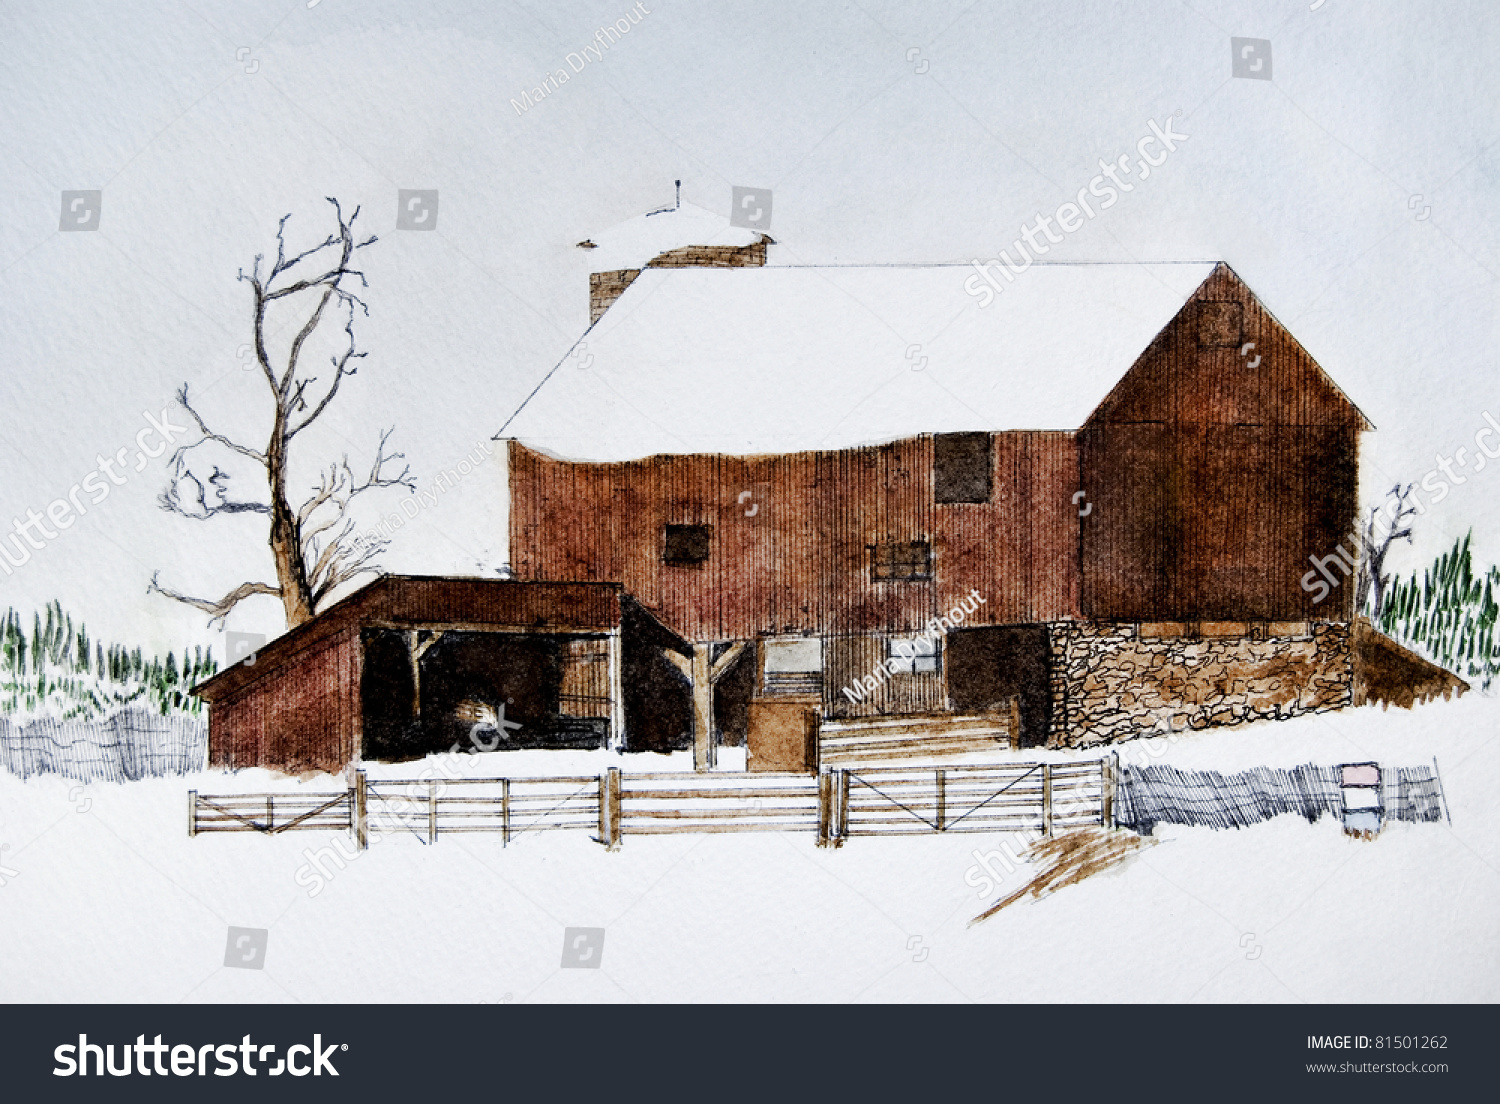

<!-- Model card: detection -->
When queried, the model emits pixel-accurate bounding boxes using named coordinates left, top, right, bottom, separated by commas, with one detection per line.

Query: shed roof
left=194, top=577, right=622, bottom=703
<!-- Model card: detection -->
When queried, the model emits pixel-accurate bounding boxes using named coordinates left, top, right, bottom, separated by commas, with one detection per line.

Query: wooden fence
left=189, top=756, right=1117, bottom=848
left=835, top=761, right=1110, bottom=837
left=188, top=789, right=352, bottom=836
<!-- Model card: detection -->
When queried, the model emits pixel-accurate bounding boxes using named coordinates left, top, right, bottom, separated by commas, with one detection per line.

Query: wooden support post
left=427, top=781, right=437, bottom=844
left=501, top=778, right=511, bottom=846
left=266, top=796, right=274, bottom=833
left=1042, top=763, right=1053, bottom=837
left=407, top=630, right=445, bottom=722
left=408, top=630, right=421, bottom=720
left=692, top=644, right=714, bottom=772
left=936, top=769, right=946, bottom=832
left=354, top=771, right=368, bottom=851
left=607, top=628, right=625, bottom=752
left=838, top=768, right=851, bottom=839
left=188, top=790, right=197, bottom=838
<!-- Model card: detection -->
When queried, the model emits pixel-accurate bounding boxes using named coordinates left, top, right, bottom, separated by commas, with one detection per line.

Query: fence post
left=1102, top=753, right=1116, bottom=828
left=817, top=772, right=832, bottom=846
left=188, top=790, right=197, bottom=838
left=597, top=773, right=608, bottom=846
left=837, top=769, right=850, bottom=840
left=427, top=781, right=438, bottom=844
left=935, top=769, right=946, bottom=832
left=502, top=778, right=511, bottom=846
left=1042, top=764, right=1053, bottom=837
left=606, top=767, right=622, bottom=849
left=354, top=771, right=368, bottom=851
left=597, top=770, right=622, bottom=849
left=266, top=796, right=274, bottom=833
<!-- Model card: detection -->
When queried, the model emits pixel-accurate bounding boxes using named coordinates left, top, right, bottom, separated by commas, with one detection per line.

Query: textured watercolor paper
left=0, top=1, right=1496, bottom=1005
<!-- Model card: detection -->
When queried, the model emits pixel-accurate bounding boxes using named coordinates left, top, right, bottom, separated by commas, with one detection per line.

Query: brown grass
left=970, top=827, right=1154, bottom=926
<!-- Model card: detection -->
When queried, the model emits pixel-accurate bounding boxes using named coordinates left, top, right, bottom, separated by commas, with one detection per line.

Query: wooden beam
left=368, top=620, right=617, bottom=636
left=665, top=648, right=693, bottom=679
left=710, top=641, right=747, bottom=684
left=412, top=630, right=445, bottom=662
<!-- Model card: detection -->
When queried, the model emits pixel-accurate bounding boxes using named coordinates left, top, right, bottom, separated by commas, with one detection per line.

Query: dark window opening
left=934, top=432, right=992, bottom=503
left=664, top=524, right=712, bottom=565
left=871, top=541, right=931, bottom=582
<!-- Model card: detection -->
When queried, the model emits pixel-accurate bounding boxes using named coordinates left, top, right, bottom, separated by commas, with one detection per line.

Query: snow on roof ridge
left=505, top=261, right=1221, bottom=461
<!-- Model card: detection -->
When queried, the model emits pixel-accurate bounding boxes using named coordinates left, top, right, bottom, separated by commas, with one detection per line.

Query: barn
left=197, top=226, right=1464, bottom=777
left=498, top=253, right=1452, bottom=771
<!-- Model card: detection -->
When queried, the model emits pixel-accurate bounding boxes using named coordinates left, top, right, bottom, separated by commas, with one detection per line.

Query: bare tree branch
left=158, top=461, right=270, bottom=520
left=286, top=313, right=366, bottom=440
left=147, top=573, right=281, bottom=629
left=174, top=385, right=267, bottom=466
left=311, top=530, right=388, bottom=605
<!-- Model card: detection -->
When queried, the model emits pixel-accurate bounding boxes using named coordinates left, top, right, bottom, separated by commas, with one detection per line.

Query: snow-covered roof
left=579, top=199, right=763, bottom=272
left=502, top=262, right=1220, bottom=461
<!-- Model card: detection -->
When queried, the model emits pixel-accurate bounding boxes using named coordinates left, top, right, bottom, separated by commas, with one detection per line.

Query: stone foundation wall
left=1047, top=621, right=1352, bottom=748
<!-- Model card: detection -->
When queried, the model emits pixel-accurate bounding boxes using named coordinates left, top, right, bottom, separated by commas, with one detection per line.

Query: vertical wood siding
left=210, top=628, right=359, bottom=774
left=510, top=265, right=1365, bottom=638
left=1081, top=265, right=1364, bottom=622
left=510, top=432, right=1082, bottom=643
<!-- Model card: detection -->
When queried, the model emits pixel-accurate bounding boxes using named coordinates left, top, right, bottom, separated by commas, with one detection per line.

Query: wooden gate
left=834, top=760, right=1112, bottom=837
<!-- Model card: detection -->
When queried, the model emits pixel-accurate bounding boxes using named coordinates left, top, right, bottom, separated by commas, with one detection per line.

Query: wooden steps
left=818, top=710, right=1014, bottom=767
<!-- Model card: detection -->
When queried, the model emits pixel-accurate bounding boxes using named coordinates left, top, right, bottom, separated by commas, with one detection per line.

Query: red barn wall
left=1081, top=265, right=1364, bottom=622
left=208, top=627, right=361, bottom=775
left=508, top=432, right=1080, bottom=643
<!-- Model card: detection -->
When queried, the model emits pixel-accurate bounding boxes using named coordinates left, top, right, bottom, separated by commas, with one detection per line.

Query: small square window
left=663, top=524, right=711, bottom=565
left=871, top=541, right=931, bottom=582
left=887, top=636, right=939, bottom=674
left=934, top=432, right=992, bottom=504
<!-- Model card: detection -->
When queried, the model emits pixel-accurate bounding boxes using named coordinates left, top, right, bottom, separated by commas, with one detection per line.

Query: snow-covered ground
left=0, top=694, right=1496, bottom=1003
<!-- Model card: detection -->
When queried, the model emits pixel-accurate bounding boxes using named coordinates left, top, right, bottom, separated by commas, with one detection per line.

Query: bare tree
left=1355, top=483, right=1418, bottom=618
left=151, top=198, right=414, bottom=629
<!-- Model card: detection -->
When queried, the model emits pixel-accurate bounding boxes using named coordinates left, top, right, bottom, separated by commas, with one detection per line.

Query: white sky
left=0, top=0, right=1496, bottom=658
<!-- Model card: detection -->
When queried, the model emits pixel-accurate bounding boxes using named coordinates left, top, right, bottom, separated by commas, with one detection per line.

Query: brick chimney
left=579, top=182, right=773, bottom=323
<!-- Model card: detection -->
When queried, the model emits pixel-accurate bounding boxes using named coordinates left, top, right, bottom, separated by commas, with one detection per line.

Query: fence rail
left=188, top=790, right=352, bottom=836
left=189, top=757, right=1116, bottom=848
